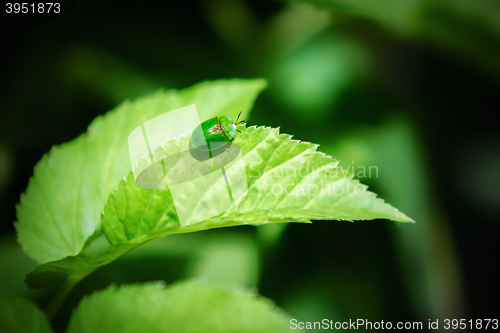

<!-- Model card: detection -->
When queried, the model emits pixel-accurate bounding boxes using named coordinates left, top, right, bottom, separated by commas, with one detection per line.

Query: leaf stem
left=45, top=274, right=86, bottom=321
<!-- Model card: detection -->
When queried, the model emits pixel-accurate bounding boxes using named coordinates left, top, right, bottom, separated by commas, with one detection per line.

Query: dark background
left=1, top=0, right=499, bottom=331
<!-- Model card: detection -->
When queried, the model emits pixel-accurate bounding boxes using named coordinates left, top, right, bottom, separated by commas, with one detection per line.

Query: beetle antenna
left=236, top=111, right=246, bottom=125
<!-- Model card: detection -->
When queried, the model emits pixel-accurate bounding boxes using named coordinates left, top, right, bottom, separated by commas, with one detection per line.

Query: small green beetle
left=190, top=111, right=245, bottom=151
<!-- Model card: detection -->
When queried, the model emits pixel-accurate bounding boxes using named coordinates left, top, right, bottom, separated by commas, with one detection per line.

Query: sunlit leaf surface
left=67, top=280, right=298, bottom=333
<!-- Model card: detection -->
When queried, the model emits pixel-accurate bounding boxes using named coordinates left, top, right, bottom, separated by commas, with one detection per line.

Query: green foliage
left=272, top=35, right=369, bottom=118
left=25, top=124, right=411, bottom=289
left=3, top=0, right=485, bottom=328
left=301, top=0, right=500, bottom=77
left=0, top=280, right=296, bottom=333
left=15, top=79, right=267, bottom=264
left=106, top=124, right=412, bottom=243
left=13, top=78, right=414, bottom=333
left=0, top=292, right=53, bottom=333
left=67, top=280, right=296, bottom=333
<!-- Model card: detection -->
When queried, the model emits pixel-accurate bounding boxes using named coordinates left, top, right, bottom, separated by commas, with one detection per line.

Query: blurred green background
left=1, top=0, right=499, bottom=331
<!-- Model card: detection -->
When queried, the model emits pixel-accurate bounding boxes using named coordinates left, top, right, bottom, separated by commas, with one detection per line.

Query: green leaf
left=0, top=292, right=53, bottom=333
left=25, top=125, right=412, bottom=289
left=301, top=0, right=500, bottom=78
left=15, top=79, right=267, bottom=264
left=104, top=125, right=412, bottom=245
left=67, top=280, right=298, bottom=333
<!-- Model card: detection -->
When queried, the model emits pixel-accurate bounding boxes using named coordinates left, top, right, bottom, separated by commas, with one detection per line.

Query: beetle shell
left=190, top=116, right=237, bottom=151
